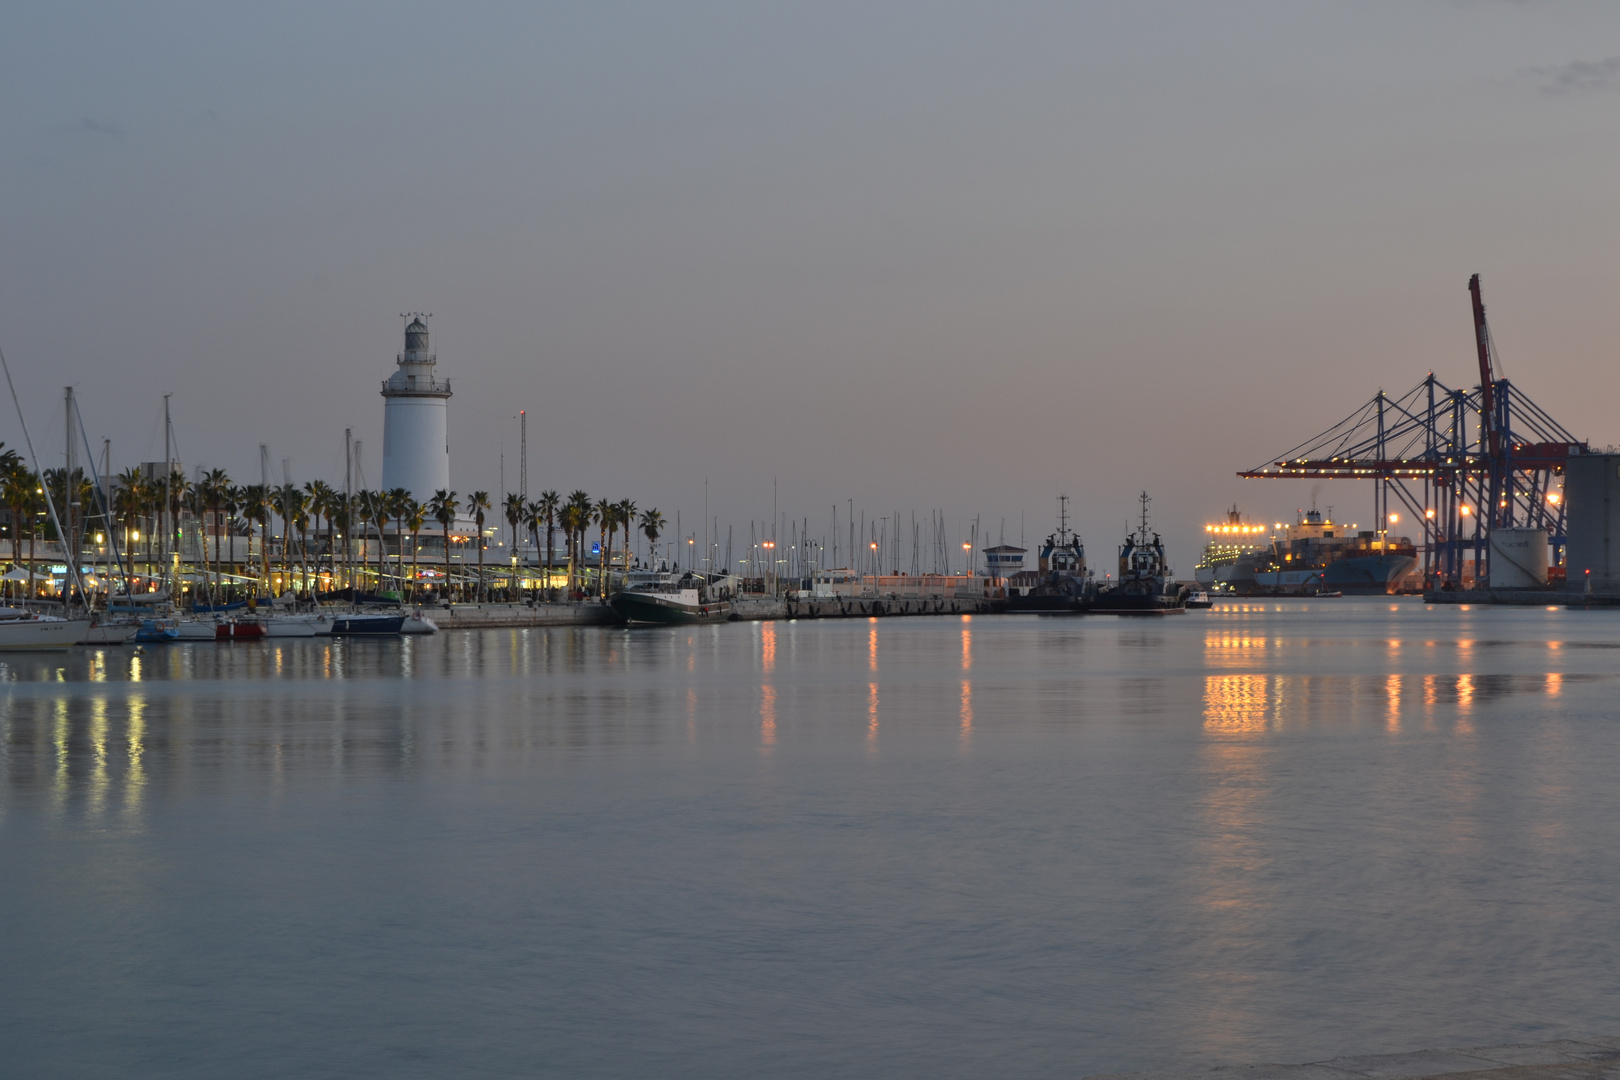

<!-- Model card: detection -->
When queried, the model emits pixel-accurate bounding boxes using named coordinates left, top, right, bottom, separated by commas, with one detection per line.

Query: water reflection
left=1203, top=675, right=1270, bottom=735
left=1, top=616, right=1611, bottom=828
left=960, top=618, right=972, bottom=746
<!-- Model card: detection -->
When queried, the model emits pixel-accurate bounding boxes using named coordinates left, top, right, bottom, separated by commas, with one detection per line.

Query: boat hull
left=262, top=617, right=319, bottom=638
left=609, top=591, right=731, bottom=626
left=81, top=622, right=140, bottom=644
left=0, top=619, right=90, bottom=650
left=1003, top=594, right=1090, bottom=614
left=1091, top=588, right=1187, bottom=614
left=330, top=614, right=406, bottom=636
left=1322, top=554, right=1418, bottom=595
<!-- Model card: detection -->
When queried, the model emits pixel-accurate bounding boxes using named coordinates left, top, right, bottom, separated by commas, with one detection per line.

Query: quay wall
left=427, top=596, right=996, bottom=632
left=1422, top=589, right=1620, bottom=606
left=430, top=603, right=617, bottom=629
left=733, top=595, right=995, bottom=621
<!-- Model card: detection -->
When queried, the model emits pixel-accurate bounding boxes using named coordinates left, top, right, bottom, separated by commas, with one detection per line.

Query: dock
left=426, top=595, right=998, bottom=630
left=731, top=595, right=996, bottom=621
left=1424, top=589, right=1620, bottom=607
left=1087, top=1038, right=1620, bottom=1080
left=426, top=602, right=617, bottom=629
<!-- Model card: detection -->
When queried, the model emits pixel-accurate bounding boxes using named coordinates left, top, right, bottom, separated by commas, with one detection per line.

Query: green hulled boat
left=609, top=572, right=735, bottom=626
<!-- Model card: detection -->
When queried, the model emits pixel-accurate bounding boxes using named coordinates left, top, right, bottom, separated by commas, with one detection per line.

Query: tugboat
left=609, top=571, right=735, bottom=626
left=1092, top=493, right=1188, bottom=614
left=1005, top=495, right=1092, bottom=613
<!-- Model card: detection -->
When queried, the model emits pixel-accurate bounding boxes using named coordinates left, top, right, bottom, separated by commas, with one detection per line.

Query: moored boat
left=0, top=609, right=91, bottom=650
left=329, top=612, right=407, bottom=636
left=1092, top=493, right=1188, bottom=614
left=1005, top=496, right=1093, bottom=614
left=262, top=614, right=320, bottom=638
left=609, top=572, right=735, bottom=626
left=134, top=618, right=180, bottom=643
left=400, top=611, right=438, bottom=634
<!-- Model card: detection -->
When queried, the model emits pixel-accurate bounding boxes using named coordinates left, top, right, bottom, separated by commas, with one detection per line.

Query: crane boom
left=1469, top=273, right=1499, bottom=458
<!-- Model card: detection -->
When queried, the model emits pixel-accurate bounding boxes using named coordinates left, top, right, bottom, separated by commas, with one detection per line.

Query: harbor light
left=1460, top=505, right=1472, bottom=516
left=1388, top=513, right=1399, bottom=525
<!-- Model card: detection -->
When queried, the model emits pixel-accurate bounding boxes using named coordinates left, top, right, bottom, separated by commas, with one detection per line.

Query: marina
left=11, top=7, right=1620, bottom=1079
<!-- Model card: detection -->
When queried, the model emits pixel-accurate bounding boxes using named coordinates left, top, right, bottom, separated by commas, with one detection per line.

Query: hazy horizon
left=4, top=2, right=1620, bottom=571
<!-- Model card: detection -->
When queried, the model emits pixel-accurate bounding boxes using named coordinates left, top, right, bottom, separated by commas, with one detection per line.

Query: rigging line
left=0, top=346, right=85, bottom=607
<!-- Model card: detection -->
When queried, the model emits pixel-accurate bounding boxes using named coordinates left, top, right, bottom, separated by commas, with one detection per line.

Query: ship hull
left=1004, top=594, right=1090, bottom=614
left=0, top=618, right=90, bottom=650
left=1091, top=588, right=1186, bottom=614
left=330, top=614, right=406, bottom=635
left=609, top=592, right=731, bottom=626
left=1323, top=554, right=1418, bottom=595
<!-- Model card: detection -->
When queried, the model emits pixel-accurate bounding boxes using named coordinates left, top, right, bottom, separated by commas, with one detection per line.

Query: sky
left=3, top=1, right=1620, bottom=572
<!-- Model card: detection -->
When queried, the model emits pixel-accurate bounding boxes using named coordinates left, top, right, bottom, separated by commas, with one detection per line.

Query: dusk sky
left=4, top=2, right=1619, bottom=570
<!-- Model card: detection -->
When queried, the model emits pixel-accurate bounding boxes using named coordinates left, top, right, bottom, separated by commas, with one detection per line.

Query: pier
left=1087, top=1038, right=1620, bottom=1080
left=427, top=594, right=1001, bottom=630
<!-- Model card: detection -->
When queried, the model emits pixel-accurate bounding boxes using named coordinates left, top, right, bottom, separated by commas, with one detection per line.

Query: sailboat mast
left=163, top=394, right=172, bottom=592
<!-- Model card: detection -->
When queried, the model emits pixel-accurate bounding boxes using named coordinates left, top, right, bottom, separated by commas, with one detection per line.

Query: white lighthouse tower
left=380, top=315, right=452, bottom=501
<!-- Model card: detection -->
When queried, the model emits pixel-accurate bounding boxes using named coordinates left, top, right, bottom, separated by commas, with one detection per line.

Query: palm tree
left=329, top=491, right=351, bottom=592
left=388, top=488, right=413, bottom=597
left=165, top=469, right=191, bottom=573
left=184, top=478, right=212, bottom=603
left=564, top=490, right=591, bottom=596
left=615, top=498, right=638, bottom=577
left=524, top=500, right=543, bottom=599
left=503, top=493, right=524, bottom=592
left=427, top=490, right=459, bottom=601
left=592, top=497, right=613, bottom=596
left=404, top=497, right=425, bottom=602
left=3, top=467, right=35, bottom=600
left=240, top=484, right=271, bottom=591
left=112, top=468, right=145, bottom=588
left=294, top=497, right=313, bottom=600
left=557, top=504, right=580, bottom=596
left=222, top=483, right=242, bottom=581
left=304, top=480, right=332, bottom=569
left=274, top=483, right=304, bottom=596
left=23, top=478, right=42, bottom=600
left=202, top=468, right=230, bottom=600
left=640, top=509, right=665, bottom=570
left=365, top=491, right=391, bottom=596
left=468, top=491, right=491, bottom=602
left=537, top=490, right=560, bottom=597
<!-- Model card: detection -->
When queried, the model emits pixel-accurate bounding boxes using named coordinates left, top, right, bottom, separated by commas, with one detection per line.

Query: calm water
left=3, top=601, right=1620, bottom=1078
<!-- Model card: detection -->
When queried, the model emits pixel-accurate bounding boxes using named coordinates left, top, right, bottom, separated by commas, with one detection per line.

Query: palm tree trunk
left=443, top=523, right=452, bottom=603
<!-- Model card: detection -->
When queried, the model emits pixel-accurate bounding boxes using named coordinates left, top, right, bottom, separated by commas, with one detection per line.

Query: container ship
left=1197, top=508, right=1417, bottom=596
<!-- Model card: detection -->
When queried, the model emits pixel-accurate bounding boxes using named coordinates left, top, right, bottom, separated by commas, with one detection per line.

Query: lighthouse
left=380, top=315, right=452, bottom=502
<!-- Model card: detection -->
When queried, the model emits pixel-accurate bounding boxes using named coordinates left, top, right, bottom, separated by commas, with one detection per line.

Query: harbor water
left=4, top=601, right=1620, bottom=1078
